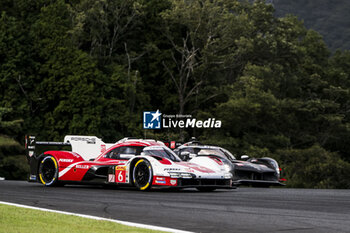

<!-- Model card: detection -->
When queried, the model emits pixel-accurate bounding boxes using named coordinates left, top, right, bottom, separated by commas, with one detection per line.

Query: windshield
left=194, top=148, right=236, bottom=160
left=143, top=146, right=181, bottom=162
left=220, top=148, right=236, bottom=160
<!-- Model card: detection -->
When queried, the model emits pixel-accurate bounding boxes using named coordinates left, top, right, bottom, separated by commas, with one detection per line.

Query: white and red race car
left=25, top=135, right=233, bottom=191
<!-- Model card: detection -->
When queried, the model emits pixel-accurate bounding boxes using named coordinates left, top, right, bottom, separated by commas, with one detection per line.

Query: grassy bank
left=0, top=204, right=165, bottom=233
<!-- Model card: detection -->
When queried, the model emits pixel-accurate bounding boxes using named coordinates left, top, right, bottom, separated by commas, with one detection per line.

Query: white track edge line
left=0, top=201, right=193, bottom=233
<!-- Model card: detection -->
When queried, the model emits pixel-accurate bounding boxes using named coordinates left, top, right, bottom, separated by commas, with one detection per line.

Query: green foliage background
left=273, top=0, right=350, bottom=51
left=0, top=0, right=349, bottom=188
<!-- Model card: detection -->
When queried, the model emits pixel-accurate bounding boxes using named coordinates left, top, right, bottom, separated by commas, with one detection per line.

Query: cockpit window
left=120, top=147, right=137, bottom=154
left=143, top=146, right=181, bottom=162
left=196, top=149, right=225, bottom=157
left=106, top=146, right=144, bottom=159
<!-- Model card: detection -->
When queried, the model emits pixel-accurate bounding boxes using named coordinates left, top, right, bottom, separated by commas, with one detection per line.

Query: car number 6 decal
left=118, top=171, right=124, bottom=182
left=115, top=166, right=126, bottom=183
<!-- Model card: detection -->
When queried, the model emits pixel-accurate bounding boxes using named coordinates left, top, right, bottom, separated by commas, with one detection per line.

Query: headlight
left=168, top=172, right=180, bottom=178
left=224, top=173, right=232, bottom=179
left=180, top=173, right=193, bottom=178
left=224, top=164, right=232, bottom=172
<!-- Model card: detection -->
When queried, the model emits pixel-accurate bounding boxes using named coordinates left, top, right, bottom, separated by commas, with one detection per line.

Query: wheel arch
left=36, top=151, right=84, bottom=181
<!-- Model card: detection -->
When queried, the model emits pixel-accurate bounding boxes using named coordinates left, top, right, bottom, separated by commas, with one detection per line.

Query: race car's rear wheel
left=133, top=159, right=152, bottom=191
left=196, top=187, right=216, bottom=192
left=38, top=156, right=59, bottom=186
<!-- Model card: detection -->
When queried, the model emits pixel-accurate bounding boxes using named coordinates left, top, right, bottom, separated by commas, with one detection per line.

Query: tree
left=0, top=107, right=28, bottom=180
left=160, top=0, right=232, bottom=116
left=68, top=0, right=145, bottom=65
left=277, top=145, right=350, bottom=189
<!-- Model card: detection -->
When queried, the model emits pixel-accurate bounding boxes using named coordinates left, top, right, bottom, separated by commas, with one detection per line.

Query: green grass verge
left=0, top=204, right=166, bottom=233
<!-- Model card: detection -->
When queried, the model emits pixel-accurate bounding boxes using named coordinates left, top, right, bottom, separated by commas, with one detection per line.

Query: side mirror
left=241, top=155, right=249, bottom=160
left=180, top=151, right=190, bottom=161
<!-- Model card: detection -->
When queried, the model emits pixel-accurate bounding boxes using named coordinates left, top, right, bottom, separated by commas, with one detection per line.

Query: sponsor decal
left=143, top=110, right=162, bottom=129
left=59, top=159, right=73, bottom=163
left=108, top=174, right=115, bottom=182
left=115, top=166, right=126, bottom=171
left=155, top=180, right=166, bottom=184
left=143, top=110, right=221, bottom=129
left=76, top=165, right=89, bottom=169
left=164, top=168, right=181, bottom=171
left=170, top=141, right=176, bottom=149
left=70, top=137, right=96, bottom=144
left=115, top=166, right=126, bottom=183
left=152, top=177, right=178, bottom=186
left=30, top=137, right=35, bottom=145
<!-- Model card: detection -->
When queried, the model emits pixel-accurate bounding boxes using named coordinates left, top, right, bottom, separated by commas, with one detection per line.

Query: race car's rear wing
left=25, top=135, right=71, bottom=162
left=25, top=135, right=115, bottom=162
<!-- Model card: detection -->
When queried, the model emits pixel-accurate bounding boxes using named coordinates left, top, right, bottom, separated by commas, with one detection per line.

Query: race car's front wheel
left=133, top=159, right=152, bottom=191
left=38, top=156, right=59, bottom=186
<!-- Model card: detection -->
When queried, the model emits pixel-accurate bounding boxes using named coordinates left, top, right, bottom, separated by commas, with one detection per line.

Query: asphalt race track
left=0, top=181, right=349, bottom=233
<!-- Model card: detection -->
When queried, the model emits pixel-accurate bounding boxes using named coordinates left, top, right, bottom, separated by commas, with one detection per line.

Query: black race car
left=173, top=140, right=285, bottom=187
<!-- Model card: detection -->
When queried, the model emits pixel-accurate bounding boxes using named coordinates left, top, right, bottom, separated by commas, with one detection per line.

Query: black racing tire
left=38, top=156, right=59, bottom=186
left=196, top=187, right=216, bottom=192
left=133, top=159, right=153, bottom=191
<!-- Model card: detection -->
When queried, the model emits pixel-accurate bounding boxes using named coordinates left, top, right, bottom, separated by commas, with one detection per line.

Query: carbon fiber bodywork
left=174, top=142, right=284, bottom=187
